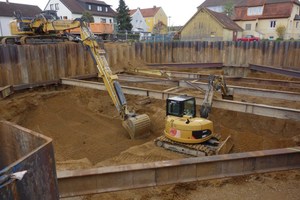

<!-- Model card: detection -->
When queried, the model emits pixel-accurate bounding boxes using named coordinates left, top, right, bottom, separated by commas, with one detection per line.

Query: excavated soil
left=1, top=66, right=300, bottom=199
left=0, top=86, right=299, bottom=168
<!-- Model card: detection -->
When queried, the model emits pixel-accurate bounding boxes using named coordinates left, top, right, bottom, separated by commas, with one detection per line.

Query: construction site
left=1, top=12, right=300, bottom=200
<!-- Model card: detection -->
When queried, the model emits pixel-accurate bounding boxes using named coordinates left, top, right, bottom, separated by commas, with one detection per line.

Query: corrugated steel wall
left=0, top=41, right=300, bottom=87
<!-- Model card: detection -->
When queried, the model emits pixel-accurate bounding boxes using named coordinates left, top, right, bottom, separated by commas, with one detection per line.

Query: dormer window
left=247, top=6, right=263, bottom=16
left=105, top=7, right=108, bottom=12
left=88, top=4, right=92, bottom=10
left=97, top=6, right=102, bottom=11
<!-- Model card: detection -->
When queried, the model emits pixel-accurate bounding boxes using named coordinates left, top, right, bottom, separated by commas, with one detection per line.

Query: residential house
left=139, top=6, right=168, bottom=34
left=0, top=1, right=41, bottom=36
left=129, top=8, right=148, bottom=32
left=44, top=0, right=116, bottom=25
left=234, top=0, right=300, bottom=40
left=200, top=0, right=300, bottom=40
left=180, top=7, right=243, bottom=41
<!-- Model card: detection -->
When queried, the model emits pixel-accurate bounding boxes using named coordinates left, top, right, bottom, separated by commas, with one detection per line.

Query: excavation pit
left=0, top=86, right=299, bottom=170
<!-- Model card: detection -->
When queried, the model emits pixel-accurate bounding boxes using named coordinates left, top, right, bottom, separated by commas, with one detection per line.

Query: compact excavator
left=154, top=75, right=233, bottom=156
left=5, top=10, right=150, bottom=139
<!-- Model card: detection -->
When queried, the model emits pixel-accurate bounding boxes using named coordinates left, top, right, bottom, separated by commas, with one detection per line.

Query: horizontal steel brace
left=146, top=62, right=223, bottom=68
left=57, top=147, right=300, bottom=197
left=118, top=74, right=300, bottom=101
left=249, top=64, right=300, bottom=78
left=61, top=78, right=300, bottom=121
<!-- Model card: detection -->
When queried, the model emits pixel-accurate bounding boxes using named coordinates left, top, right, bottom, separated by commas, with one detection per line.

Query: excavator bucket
left=222, top=88, right=234, bottom=100
left=215, top=136, right=233, bottom=155
left=122, top=114, right=151, bottom=139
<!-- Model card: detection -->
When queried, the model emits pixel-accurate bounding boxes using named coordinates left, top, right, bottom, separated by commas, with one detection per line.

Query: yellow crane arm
left=79, top=22, right=129, bottom=120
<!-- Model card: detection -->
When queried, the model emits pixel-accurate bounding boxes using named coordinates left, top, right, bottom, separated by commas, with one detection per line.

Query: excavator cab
left=167, top=96, right=196, bottom=118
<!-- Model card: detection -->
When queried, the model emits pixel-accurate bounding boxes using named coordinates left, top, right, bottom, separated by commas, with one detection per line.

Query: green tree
left=276, top=25, right=286, bottom=39
left=116, top=0, right=132, bottom=31
left=224, top=1, right=234, bottom=17
left=81, top=11, right=94, bottom=23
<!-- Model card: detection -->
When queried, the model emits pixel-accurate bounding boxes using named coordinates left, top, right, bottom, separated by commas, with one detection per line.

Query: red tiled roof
left=0, top=1, right=41, bottom=17
left=236, top=0, right=300, bottom=7
left=205, top=8, right=243, bottom=31
left=60, top=0, right=116, bottom=17
left=140, top=7, right=161, bottom=18
left=129, top=9, right=137, bottom=16
left=200, top=0, right=300, bottom=7
left=234, top=2, right=294, bottom=20
left=181, top=7, right=243, bottom=32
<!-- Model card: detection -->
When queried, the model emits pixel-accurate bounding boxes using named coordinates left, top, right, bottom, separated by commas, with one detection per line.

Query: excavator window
left=167, top=101, right=181, bottom=116
left=183, top=99, right=196, bottom=117
left=167, top=96, right=196, bottom=118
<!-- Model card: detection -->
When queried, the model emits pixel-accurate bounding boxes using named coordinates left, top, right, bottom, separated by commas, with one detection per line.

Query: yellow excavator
left=6, top=10, right=150, bottom=139
left=155, top=75, right=233, bottom=156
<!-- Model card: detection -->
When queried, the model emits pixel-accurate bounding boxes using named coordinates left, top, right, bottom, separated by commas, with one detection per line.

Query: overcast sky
left=2, top=0, right=205, bottom=26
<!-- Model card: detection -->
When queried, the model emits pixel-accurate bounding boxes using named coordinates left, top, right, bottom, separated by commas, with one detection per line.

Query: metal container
left=0, top=121, right=59, bottom=200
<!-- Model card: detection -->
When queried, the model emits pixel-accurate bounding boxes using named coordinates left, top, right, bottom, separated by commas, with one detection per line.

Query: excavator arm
left=78, top=22, right=150, bottom=138
left=9, top=10, right=150, bottom=139
left=200, top=75, right=233, bottom=118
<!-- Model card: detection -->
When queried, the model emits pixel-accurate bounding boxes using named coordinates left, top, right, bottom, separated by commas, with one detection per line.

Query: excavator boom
left=79, top=22, right=150, bottom=138
left=7, top=10, right=150, bottom=139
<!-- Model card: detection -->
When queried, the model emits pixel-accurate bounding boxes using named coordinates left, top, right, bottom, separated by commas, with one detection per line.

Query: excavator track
left=154, top=133, right=227, bottom=157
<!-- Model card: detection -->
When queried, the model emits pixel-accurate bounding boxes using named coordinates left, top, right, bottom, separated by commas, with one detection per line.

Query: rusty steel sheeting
left=57, top=147, right=300, bottom=197
left=60, top=78, right=300, bottom=121
left=0, top=121, right=59, bottom=200
left=249, top=64, right=300, bottom=78
left=146, top=62, right=223, bottom=68
left=0, top=86, right=14, bottom=99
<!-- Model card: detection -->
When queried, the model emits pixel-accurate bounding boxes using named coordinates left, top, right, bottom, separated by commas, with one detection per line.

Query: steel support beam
left=57, top=147, right=300, bottom=198
left=61, top=78, right=300, bottom=121
left=179, top=80, right=300, bottom=101
left=118, top=74, right=300, bottom=101
left=146, top=62, right=223, bottom=68
left=130, top=69, right=300, bottom=88
left=249, top=64, right=300, bottom=78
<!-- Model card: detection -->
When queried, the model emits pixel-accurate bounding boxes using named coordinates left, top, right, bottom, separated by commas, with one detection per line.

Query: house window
left=63, top=16, right=68, bottom=19
left=247, top=6, right=263, bottom=16
left=270, top=20, right=276, bottom=28
left=97, top=6, right=102, bottom=11
left=105, top=7, right=108, bottom=12
left=296, top=22, right=299, bottom=29
left=245, top=24, right=251, bottom=30
left=50, top=4, right=54, bottom=10
left=109, top=19, right=112, bottom=23
left=101, top=18, right=106, bottom=23
left=55, top=3, right=59, bottom=10
left=88, top=4, right=92, bottom=10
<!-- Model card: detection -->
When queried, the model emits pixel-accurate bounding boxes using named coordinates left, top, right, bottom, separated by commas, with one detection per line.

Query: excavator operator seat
left=166, top=95, right=196, bottom=118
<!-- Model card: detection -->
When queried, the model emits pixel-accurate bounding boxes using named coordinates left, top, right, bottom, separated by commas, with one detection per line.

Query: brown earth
left=0, top=75, right=300, bottom=199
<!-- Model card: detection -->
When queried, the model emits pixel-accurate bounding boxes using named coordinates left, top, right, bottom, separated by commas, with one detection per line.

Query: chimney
left=153, top=5, right=156, bottom=9
left=6, top=0, right=9, bottom=3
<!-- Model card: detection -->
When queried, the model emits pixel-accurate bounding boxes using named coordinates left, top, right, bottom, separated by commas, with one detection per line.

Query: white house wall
left=0, top=17, right=13, bottom=36
left=131, top=10, right=148, bottom=32
left=44, top=0, right=114, bottom=23
left=45, top=0, right=73, bottom=19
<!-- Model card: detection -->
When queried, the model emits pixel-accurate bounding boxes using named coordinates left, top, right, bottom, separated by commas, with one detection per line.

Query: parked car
left=236, top=35, right=260, bottom=42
